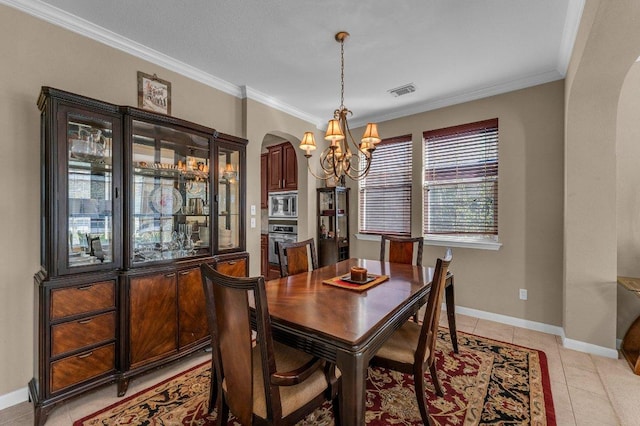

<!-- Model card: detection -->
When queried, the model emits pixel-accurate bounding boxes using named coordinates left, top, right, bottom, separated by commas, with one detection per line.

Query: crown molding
left=242, top=86, right=322, bottom=127
left=2, top=0, right=243, bottom=97
left=1, top=0, right=319, bottom=125
left=351, top=69, right=564, bottom=128
left=557, top=0, right=586, bottom=75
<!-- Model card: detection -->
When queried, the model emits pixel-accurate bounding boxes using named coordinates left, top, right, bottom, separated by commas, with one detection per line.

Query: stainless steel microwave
left=268, top=191, right=298, bottom=219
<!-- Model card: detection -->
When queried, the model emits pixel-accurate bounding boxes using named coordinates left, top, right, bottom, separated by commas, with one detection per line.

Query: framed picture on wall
left=137, top=71, right=171, bottom=115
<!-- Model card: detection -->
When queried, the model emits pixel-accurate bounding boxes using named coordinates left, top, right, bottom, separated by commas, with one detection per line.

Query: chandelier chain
left=340, top=37, right=345, bottom=110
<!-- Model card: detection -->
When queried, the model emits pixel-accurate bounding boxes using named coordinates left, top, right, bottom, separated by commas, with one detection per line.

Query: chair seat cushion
left=375, top=320, right=429, bottom=364
left=223, top=341, right=338, bottom=419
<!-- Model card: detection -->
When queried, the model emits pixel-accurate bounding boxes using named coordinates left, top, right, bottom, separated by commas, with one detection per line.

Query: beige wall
left=243, top=99, right=318, bottom=275
left=349, top=81, right=565, bottom=327
left=3, top=0, right=640, bottom=403
left=564, top=0, right=640, bottom=348
left=0, top=5, right=246, bottom=396
left=617, top=62, right=640, bottom=339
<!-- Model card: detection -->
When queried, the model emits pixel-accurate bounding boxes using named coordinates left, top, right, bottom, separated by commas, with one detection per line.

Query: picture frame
left=137, top=71, right=171, bottom=115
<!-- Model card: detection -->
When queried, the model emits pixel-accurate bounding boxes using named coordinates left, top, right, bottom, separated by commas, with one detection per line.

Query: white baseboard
left=562, top=336, right=619, bottom=359
left=451, top=304, right=619, bottom=359
left=0, top=386, right=28, bottom=411
left=0, top=307, right=621, bottom=409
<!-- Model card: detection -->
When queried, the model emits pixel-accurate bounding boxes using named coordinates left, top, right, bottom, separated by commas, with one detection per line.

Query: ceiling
left=6, top=0, right=584, bottom=128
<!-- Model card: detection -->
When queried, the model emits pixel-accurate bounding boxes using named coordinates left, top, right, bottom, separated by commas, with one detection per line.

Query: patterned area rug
left=74, top=329, right=555, bottom=425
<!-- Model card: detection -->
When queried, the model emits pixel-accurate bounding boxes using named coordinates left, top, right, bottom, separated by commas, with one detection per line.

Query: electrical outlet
left=519, top=289, right=528, bottom=300
left=250, top=217, right=256, bottom=228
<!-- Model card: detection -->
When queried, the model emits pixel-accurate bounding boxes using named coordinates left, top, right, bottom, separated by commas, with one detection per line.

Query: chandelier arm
left=319, top=147, right=342, bottom=179
left=305, top=157, right=336, bottom=181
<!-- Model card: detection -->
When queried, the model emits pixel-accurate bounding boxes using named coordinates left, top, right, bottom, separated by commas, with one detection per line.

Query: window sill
left=354, top=233, right=502, bottom=251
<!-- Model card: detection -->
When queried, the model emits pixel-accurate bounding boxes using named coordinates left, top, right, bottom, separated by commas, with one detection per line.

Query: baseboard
left=0, top=386, right=28, bottom=411
left=0, top=308, right=621, bottom=409
left=562, top=336, right=619, bottom=359
left=451, top=304, right=619, bottom=359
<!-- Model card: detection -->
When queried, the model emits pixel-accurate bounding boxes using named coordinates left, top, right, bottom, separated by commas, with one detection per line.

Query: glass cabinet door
left=130, top=120, right=211, bottom=265
left=65, top=112, right=116, bottom=270
left=217, top=144, right=242, bottom=251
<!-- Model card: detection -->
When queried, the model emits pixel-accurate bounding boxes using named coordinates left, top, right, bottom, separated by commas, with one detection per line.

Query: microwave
left=268, top=191, right=298, bottom=219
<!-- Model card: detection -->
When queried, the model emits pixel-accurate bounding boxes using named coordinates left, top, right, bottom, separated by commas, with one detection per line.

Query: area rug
left=74, top=329, right=555, bottom=425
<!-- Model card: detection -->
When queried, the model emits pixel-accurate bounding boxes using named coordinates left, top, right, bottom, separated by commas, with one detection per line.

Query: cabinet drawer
left=51, top=311, right=116, bottom=357
left=216, top=258, right=247, bottom=277
left=50, top=343, right=115, bottom=393
left=51, top=281, right=115, bottom=320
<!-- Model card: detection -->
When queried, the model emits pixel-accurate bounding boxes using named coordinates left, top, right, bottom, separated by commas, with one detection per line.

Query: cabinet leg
left=28, top=378, right=52, bottom=426
left=117, top=377, right=130, bottom=397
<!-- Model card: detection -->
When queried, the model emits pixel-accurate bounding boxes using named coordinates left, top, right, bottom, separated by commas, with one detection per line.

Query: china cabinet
left=317, top=187, right=350, bottom=266
left=30, top=87, right=248, bottom=426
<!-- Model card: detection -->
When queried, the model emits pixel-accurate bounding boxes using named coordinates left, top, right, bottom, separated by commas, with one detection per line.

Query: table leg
left=445, top=275, right=459, bottom=353
left=336, top=350, right=367, bottom=426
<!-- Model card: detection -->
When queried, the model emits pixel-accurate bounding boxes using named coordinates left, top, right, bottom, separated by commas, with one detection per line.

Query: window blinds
left=423, top=119, right=498, bottom=236
left=359, top=135, right=412, bottom=235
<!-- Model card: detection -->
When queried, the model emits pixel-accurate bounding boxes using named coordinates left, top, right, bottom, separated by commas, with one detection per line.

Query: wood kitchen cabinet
left=267, top=142, right=297, bottom=191
left=261, top=153, right=268, bottom=209
left=260, top=234, right=269, bottom=277
left=31, top=87, right=248, bottom=426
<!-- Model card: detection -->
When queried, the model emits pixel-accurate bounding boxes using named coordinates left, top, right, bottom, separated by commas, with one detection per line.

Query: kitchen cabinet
left=260, top=234, right=269, bottom=277
left=317, top=187, right=350, bottom=267
left=267, top=142, right=297, bottom=191
left=261, top=153, right=268, bottom=209
left=30, top=87, right=248, bottom=426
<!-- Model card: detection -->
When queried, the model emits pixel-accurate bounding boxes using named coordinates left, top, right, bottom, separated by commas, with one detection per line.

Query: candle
left=350, top=267, right=368, bottom=282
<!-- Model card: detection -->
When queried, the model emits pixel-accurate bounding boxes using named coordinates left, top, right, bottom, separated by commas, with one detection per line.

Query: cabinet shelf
left=317, top=187, right=350, bottom=267
left=133, top=166, right=209, bottom=181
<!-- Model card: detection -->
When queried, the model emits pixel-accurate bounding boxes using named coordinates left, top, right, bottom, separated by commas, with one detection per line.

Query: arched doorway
left=564, top=0, right=640, bottom=352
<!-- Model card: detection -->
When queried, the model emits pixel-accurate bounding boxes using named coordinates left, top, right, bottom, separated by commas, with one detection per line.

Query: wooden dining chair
left=276, top=238, right=318, bottom=277
left=379, top=234, right=424, bottom=266
left=200, top=263, right=340, bottom=426
left=369, top=253, right=452, bottom=426
left=380, top=235, right=459, bottom=354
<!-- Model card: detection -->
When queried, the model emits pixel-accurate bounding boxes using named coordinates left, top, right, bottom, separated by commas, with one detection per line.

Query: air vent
left=388, top=83, right=416, bottom=97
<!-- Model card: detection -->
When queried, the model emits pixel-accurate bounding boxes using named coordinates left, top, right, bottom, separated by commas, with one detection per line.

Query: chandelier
left=299, top=31, right=381, bottom=184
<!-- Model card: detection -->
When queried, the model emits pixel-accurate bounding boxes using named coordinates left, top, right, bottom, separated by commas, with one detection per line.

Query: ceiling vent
left=388, top=83, right=416, bottom=97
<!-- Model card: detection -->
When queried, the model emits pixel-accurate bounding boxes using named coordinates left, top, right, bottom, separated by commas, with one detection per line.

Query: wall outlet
left=519, top=289, right=528, bottom=300
left=250, top=217, right=256, bottom=228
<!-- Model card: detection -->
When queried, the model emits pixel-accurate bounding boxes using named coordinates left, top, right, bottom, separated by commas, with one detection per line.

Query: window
left=359, top=135, right=412, bottom=235
left=423, top=119, right=498, bottom=240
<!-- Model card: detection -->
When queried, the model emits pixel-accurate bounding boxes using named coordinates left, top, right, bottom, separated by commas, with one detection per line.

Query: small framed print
left=137, top=71, right=171, bottom=115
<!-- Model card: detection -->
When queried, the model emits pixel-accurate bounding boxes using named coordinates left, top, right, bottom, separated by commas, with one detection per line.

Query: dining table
left=262, top=258, right=457, bottom=426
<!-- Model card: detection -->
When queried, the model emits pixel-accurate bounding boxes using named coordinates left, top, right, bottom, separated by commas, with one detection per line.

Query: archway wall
left=564, top=0, right=640, bottom=348
left=616, top=63, right=640, bottom=339
left=243, top=98, right=320, bottom=275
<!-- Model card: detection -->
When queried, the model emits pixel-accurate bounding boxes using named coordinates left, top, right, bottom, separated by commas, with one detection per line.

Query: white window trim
left=354, top=233, right=502, bottom=251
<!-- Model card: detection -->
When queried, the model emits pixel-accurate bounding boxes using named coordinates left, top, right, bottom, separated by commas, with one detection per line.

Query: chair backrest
left=415, top=253, right=452, bottom=366
left=200, top=263, right=281, bottom=424
left=379, top=235, right=424, bottom=266
left=277, top=238, right=318, bottom=276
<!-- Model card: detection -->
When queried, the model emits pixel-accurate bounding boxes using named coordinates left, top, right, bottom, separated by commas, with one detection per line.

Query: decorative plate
left=150, top=186, right=183, bottom=215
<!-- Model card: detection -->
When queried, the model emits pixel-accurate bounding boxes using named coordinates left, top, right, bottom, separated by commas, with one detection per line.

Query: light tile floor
left=2, top=314, right=640, bottom=425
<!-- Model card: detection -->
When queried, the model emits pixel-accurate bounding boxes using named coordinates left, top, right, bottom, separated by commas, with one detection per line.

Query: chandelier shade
left=300, top=31, right=381, bottom=183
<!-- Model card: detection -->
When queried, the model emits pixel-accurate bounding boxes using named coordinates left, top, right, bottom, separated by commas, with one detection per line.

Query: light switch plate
left=250, top=217, right=256, bottom=228
left=250, top=205, right=256, bottom=215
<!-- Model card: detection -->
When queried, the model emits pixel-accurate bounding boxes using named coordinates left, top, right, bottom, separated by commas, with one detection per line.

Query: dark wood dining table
left=263, top=258, right=457, bottom=426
